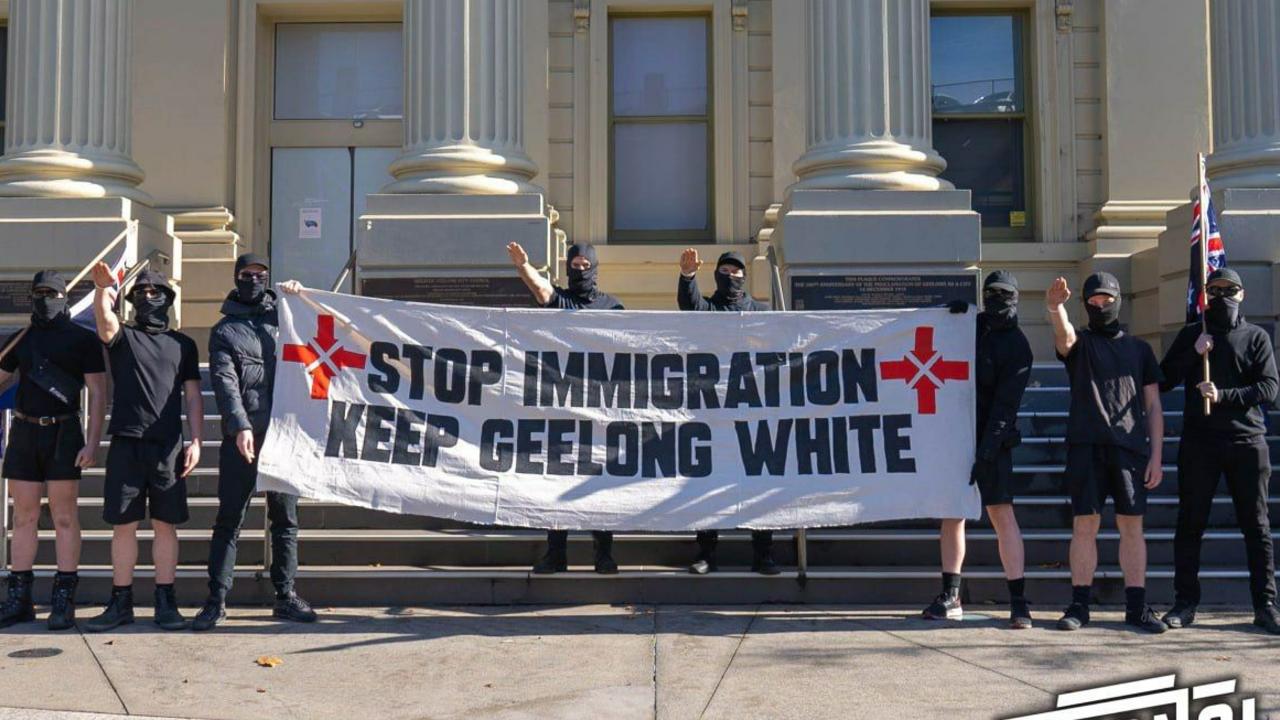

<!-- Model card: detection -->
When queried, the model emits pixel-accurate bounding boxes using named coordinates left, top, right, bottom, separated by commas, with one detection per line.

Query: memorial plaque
left=0, top=281, right=92, bottom=315
left=790, top=274, right=978, bottom=311
left=362, top=276, right=534, bottom=308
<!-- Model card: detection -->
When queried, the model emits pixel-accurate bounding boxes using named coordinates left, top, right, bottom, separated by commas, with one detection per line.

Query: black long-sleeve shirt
left=1160, top=319, right=1278, bottom=440
left=975, top=313, right=1033, bottom=460
left=677, top=274, right=768, bottom=312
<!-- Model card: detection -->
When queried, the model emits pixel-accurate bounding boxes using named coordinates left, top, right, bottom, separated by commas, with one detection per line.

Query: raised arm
left=1046, top=276, right=1076, bottom=358
left=677, top=248, right=713, bottom=311
left=91, top=261, right=121, bottom=344
left=507, top=242, right=554, bottom=306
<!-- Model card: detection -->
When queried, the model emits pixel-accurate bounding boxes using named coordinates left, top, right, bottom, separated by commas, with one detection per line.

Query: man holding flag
left=1159, top=204, right=1280, bottom=632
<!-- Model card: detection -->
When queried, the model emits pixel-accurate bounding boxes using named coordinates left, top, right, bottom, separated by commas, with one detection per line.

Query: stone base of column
left=356, top=193, right=552, bottom=307
left=773, top=189, right=981, bottom=310
left=167, top=207, right=242, bottom=349
left=0, top=197, right=181, bottom=328
left=1155, top=188, right=1280, bottom=350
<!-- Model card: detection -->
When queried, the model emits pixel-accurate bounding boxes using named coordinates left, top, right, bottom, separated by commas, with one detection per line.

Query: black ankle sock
left=1125, top=586, right=1146, bottom=614
left=54, top=570, right=77, bottom=579
left=112, top=584, right=131, bottom=593
left=1071, top=585, right=1091, bottom=606
left=12, top=570, right=34, bottom=581
left=942, top=572, right=961, bottom=598
left=1007, top=578, right=1026, bottom=600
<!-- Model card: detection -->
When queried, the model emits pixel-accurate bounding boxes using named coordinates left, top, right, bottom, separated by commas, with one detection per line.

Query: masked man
left=675, top=248, right=779, bottom=575
left=923, top=271, right=1033, bottom=627
left=0, top=271, right=107, bottom=630
left=85, top=264, right=202, bottom=632
left=508, top=241, right=623, bottom=574
left=1159, top=268, right=1280, bottom=634
left=193, top=254, right=317, bottom=631
left=1047, top=272, right=1166, bottom=633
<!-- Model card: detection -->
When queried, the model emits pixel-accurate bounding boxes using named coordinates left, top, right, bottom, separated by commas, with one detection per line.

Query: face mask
left=1206, top=295, right=1240, bottom=333
left=130, top=292, right=171, bottom=333
left=981, top=290, right=1017, bottom=322
left=1085, top=298, right=1121, bottom=336
left=565, top=243, right=599, bottom=298
left=235, top=275, right=267, bottom=304
left=31, top=296, right=67, bottom=326
left=715, top=271, right=746, bottom=303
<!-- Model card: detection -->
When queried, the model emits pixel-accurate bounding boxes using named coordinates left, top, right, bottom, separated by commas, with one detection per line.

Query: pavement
left=1, top=604, right=1278, bottom=720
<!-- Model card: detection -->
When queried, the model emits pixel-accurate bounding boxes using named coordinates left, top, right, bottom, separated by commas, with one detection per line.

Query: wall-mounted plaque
left=361, top=276, right=534, bottom=309
left=790, top=274, right=978, bottom=311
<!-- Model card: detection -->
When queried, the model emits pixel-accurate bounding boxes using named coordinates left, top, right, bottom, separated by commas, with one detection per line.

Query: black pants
left=695, top=530, right=774, bottom=557
left=1174, top=436, right=1276, bottom=610
left=546, top=530, right=612, bottom=554
left=207, top=434, right=300, bottom=599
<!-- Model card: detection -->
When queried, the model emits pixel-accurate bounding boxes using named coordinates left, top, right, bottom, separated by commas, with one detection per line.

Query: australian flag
left=1186, top=189, right=1226, bottom=324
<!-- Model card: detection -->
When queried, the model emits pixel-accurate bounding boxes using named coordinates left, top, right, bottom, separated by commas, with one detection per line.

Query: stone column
left=0, top=0, right=148, bottom=202
left=1206, top=0, right=1280, bottom=189
left=384, top=0, right=539, bottom=195
left=791, top=0, right=949, bottom=191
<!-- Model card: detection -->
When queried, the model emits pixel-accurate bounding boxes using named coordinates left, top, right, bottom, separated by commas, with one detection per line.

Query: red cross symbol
left=879, top=326, right=970, bottom=415
left=282, top=314, right=367, bottom=400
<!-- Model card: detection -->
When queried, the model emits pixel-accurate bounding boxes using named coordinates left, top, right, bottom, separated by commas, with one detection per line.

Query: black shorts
left=1065, top=443, right=1148, bottom=517
left=103, top=435, right=188, bottom=525
left=2, top=419, right=85, bottom=482
left=974, top=450, right=1015, bottom=507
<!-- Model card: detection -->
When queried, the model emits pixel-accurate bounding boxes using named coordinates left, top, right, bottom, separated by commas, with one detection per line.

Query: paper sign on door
left=299, top=208, right=323, bottom=239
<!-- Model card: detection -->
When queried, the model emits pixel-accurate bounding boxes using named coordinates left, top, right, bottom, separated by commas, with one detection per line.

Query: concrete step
left=1016, top=410, right=1280, bottom=438
left=8, top=564, right=1274, bottom=606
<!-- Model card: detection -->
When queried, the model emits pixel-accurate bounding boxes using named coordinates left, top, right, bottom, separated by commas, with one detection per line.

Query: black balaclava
left=566, top=242, right=600, bottom=298
left=234, top=252, right=270, bottom=305
left=1082, top=271, right=1122, bottom=337
left=713, top=252, right=748, bottom=306
left=980, top=270, right=1018, bottom=326
left=128, top=269, right=175, bottom=334
left=30, top=270, right=69, bottom=328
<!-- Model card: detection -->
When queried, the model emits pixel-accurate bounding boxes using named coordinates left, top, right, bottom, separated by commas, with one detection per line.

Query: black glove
left=969, top=460, right=993, bottom=486
left=947, top=300, right=969, bottom=314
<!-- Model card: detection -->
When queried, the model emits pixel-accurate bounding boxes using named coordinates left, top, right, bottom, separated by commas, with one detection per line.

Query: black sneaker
left=154, top=586, right=188, bottom=631
left=752, top=551, right=781, bottom=576
left=85, top=587, right=135, bottom=633
left=47, top=573, right=79, bottom=631
left=688, top=555, right=717, bottom=575
left=594, top=552, right=619, bottom=575
left=922, top=593, right=963, bottom=620
left=191, top=598, right=227, bottom=632
left=532, top=549, right=568, bottom=575
left=0, top=573, right=36, bottom=629
left=1009, top=598, right=1033, bottom=630
left=1056, top=602, right=1090, bottom=631
left=1253, top=606, right=1280, bottom=635
left=1125, top=605, right=1168, bottom=634
left=274, top=592, right=318, bottom=623
left=1162, top=602, right=1197, bottom=630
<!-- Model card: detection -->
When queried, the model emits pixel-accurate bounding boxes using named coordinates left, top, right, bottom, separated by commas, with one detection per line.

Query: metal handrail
left=65, top=220, right=138, bottom=294
left=330, top=249, right=358, bottom=293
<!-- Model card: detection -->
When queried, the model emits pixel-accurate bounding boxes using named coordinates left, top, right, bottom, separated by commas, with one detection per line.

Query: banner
left=257, top=289, right=980, bottom=530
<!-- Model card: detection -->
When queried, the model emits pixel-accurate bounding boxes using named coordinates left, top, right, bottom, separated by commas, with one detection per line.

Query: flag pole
left=1198, top=153, right=1212, bottom=416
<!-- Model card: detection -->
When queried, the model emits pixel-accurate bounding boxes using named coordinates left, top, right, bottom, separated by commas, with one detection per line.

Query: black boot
left=85, top=586, right=135, bottom=633
left=593, top=532, right=618, bottom=575
left=153, top=585, right=188, bottom=631
left=274, top=592, right=318, bottom=623
left=0, top=571, right=35, bottom=629
left=191, top=596, right=227, bottom=632
left=751, top=533, right=780, bottom=576
left=533, top=531, right=568, bottom=574
left=47, top=572, right=79, bottom=631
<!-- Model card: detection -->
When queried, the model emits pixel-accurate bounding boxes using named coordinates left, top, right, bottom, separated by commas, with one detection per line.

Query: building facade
left=0, top=0, right=1276, bottom=361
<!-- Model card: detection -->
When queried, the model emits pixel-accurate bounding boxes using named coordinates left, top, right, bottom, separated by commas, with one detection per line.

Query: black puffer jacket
left=209, top=290, right=278, bottom=437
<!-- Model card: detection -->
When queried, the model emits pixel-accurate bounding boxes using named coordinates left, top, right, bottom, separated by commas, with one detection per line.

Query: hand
left=74, top=445, right=96, bottom=469
left=1197, top=380, right=1220, bottom=403
left=507, top=242, right=529, bottom=268
left=279, top=280, right=304, bottom=295
left=181, top=440, right=201, bottom=478
left=968, top=461, right=987, bottom=486
left=236, top=429, right=256, bottom=464
left=1195, top=333, right=1214, bottom=356
left=947, top=300, right=969, bottom=315
left=91, top=261, right=116, bottom=289
left=1143, top=457, right=1163, bottom=490
left=1046, top=277, right=1071, bottom=310
left=679, top=248, right=702, bottom=276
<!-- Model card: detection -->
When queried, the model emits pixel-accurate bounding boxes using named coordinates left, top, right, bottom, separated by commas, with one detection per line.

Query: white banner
left=257, top=289, right=980, bottom=530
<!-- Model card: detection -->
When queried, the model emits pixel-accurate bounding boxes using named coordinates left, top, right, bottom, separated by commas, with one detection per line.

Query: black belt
left=12, top=411, right=79, bottom=427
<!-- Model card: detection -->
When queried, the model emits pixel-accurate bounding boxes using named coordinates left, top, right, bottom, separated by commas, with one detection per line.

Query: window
left=0, top=26, right=7, bottom=146
left=609, top=15, right=712, bottom=242
left=275, top=23, right=403, bottom=120
left=930, top=12, right=1030, bottom=235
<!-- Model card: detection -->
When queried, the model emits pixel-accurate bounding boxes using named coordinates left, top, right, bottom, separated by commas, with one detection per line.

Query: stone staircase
left=5, top=363, right=1278, bottom=607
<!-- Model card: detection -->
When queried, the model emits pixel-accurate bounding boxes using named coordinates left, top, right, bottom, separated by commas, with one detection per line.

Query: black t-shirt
left=106, top=325, right=201, bottom=441
left=542, top=287, right=625, bottom=310
left=1058, top=329, right=1163, bottom=454
left=0, top=320, right=106, bottom=417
